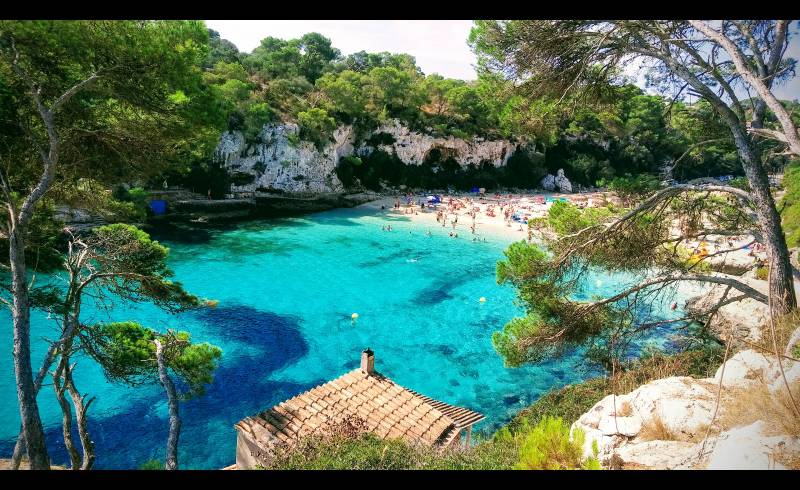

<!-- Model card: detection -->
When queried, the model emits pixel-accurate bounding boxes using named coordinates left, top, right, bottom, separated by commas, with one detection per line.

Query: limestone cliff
left=215, top=119, right=519, bottom=194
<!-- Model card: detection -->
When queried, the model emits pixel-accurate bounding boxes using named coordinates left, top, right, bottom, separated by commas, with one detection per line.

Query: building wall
left=235, top=430, right=273, bottom=470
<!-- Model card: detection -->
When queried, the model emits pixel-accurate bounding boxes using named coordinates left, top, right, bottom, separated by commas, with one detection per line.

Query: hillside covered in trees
left=185, top=28, right=799, bottom=195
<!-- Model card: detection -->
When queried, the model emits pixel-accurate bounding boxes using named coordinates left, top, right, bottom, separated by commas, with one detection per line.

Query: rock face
left=540, top=169, right=572, bottom=193
left=571, top=342, right=800, bottom=470
left=365, top=119, right=517, bottom=167
left=216, top=119, right=518, bottom=194
left=216, top=123, right=352, bottom=194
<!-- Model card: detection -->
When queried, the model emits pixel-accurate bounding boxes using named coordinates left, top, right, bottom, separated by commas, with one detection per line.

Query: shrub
left=755, top=266, right=769, bottom=280
left=266, top=416, right=519, bottom=470
left=602, top=174, right=661, bottom=205
left=298, top=107, right=337, bottom=150
left=514, top=417, right=599, bottom=470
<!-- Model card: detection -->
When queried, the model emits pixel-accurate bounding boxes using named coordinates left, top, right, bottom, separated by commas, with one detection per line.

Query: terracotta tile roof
left=235, top=368, right=484, bottom=455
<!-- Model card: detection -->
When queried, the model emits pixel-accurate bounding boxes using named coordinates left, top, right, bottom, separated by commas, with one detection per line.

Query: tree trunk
left=52, top=363, right=80, bottom=470
left=64, top=364, right=95, bottom=470
left=725, top=120, right=797, bottom=315
left=154, top=339, right=180, bottom=470
left=9, top=228, right=50, bottom=470
left=11, top=319, right=79, bottom=469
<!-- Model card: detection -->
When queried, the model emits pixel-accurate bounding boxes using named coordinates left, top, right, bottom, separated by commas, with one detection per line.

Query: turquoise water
left=0, top=206, right=685, bottom=469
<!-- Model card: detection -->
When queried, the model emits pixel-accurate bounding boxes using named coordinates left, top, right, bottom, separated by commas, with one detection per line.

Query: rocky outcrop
left=216, top=123, right=352, bottom=194
left=571, top=338, right=800, bottom=470
left=554, top=169, right=572, bottom=193
left=684, top=274, right=770, bottom=343
left=54, top=206, right=108, bottom=233
left=540, top=169, right=573, bottom=193
left=363, top=119, right=516, bottom=167
left=216, top=120, right=519, bottom=194
left=705, top=421, right=794, bottom=470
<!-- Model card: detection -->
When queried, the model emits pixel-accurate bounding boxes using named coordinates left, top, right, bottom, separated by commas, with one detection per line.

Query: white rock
left=714, top=349, right=778, bottom=389
left=217, top=119, right=519, bottom=194
left=706, top=421, right=794, bottom=470
left=627, top=377, right=715, bottom=437
left=372, top=119, right=516, bottom=167
left=613, top=440, right=700, bottom=469
left=598, top=416, right=642, bottom=437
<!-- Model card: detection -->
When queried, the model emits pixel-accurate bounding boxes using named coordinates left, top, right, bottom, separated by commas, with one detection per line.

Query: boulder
left=540, top=174, right=556, bottom=191
left=554, top=168, right=572, bottom=193
left=713, top=349, right=800, bottom=393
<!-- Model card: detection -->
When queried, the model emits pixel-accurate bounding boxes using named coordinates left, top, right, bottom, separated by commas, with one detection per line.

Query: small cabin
left=232, top=349, right=485, bottom=469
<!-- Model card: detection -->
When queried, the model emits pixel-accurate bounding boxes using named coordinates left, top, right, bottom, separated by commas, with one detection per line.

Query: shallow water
left=0, top=206, right=685, bottom=469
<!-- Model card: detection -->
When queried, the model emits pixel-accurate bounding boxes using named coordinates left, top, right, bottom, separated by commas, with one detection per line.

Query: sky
left=206, top=19, right=800, bottom=102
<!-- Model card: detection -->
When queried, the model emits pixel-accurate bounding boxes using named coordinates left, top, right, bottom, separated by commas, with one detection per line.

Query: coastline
left=356, top=191, right=582, bottom=245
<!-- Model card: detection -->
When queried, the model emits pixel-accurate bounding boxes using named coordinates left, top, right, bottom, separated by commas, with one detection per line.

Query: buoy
left=205, top=299, right=219, bottom=309
left=479, top=297, right=486, bottom=303
left=351, top=313, right=359, bottom=320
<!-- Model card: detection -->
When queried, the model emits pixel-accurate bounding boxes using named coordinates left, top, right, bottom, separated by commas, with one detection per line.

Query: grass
left=719, top=380, right=800, bottom=438
left=638, top=413, right=678, bottom=442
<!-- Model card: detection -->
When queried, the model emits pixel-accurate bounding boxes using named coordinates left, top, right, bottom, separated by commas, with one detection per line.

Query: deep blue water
left=0, top=206, right=686, bottom=469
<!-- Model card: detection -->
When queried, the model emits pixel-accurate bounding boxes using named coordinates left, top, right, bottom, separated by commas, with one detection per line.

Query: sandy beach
left=357, top=190, right=771, bottom=276
left=357, top=190, right=603, bottom=244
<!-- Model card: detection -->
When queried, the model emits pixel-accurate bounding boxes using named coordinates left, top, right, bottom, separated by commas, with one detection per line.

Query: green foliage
left=267, top=431, right=519, bottom=470
left=297, top=107, right=336, bottom=149
left=755, top=266, right=769, bottom=281
left=86, top=224, right=199, bottom=311
left=781, top=160, right=800, bottom=247
left=601, top=174, right=662, bottom=204
left=546, top=201, right=617, bottom=236
left=494, top=240, right=616, bottom=365
left=83, top=321, right=221, bottom=399
left=514, top=417, right=599, bottom=470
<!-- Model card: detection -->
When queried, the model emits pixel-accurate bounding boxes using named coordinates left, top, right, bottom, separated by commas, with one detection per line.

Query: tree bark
left=64, top=364, right=95, bottom=470
left=658, top=44, right=797, bottom=316
left=718, top=113, right=797, bottom=316
left=11, top=319, right=79, bottom=469
left=52, top=363, right=80, bottom=470
left=154, top=339, right=180, bottom=470
left=9, top=227, right=50, bottom=470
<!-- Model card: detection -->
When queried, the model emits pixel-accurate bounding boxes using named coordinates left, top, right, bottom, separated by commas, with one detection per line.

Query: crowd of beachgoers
left=359, top=189, right=769, bottom=271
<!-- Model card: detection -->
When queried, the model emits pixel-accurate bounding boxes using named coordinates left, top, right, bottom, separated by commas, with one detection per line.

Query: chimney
left=361, top=348, right=374, bottom=374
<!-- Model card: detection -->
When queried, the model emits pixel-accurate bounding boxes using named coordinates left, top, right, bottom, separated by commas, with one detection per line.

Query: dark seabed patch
left=357, top=247, right=419, bottom=268
left=0, top=304, right=313, bottom=469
